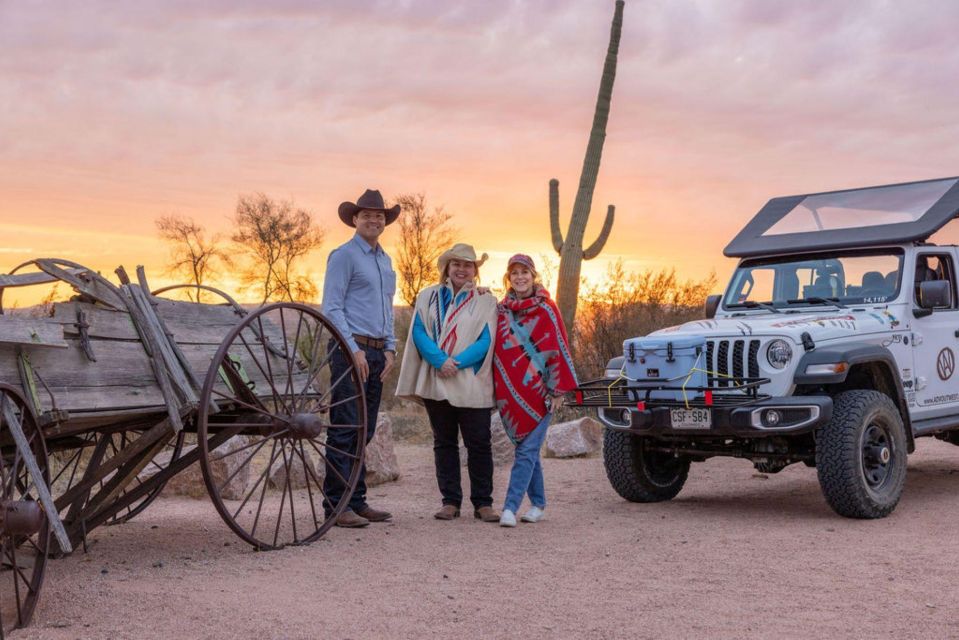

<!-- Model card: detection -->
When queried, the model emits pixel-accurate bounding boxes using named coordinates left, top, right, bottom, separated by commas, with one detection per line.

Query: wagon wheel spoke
left=292, top=441, right=321, bottom=531
left=295, top=324, right=332, bottom=412
left=237, top=330, right=292, bottom=416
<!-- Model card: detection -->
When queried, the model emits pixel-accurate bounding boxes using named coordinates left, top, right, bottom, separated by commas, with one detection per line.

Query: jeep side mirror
left=704, top=294, right=721, bottom=319
left=919, top=280, right=952, bottom=310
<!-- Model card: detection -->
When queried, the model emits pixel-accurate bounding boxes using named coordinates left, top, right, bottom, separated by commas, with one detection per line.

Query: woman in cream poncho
left=396, top=243, right=500, bottom=522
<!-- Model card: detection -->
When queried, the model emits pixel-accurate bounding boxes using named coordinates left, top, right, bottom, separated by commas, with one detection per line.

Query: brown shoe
left=474, top=506, right=500, bottom=523
left=434, top=505, right=461, bottom=520
left=334, top=509, right=370, bottom=528
left=355, top=506, right=393, bottom=522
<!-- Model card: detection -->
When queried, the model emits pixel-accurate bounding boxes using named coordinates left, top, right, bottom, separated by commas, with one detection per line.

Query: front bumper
left=595, top=396, right=833, bottom=437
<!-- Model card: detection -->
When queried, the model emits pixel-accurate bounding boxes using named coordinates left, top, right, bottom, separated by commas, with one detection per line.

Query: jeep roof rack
left=725, top=176, right=959, bottom=258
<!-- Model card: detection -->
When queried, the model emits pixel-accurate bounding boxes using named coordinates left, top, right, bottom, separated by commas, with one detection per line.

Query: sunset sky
left=4, top=0, right=959, bottom=305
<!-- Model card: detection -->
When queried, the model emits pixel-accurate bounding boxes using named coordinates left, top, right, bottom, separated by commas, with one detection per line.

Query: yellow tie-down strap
left=608, top=352, right=746, bottom=409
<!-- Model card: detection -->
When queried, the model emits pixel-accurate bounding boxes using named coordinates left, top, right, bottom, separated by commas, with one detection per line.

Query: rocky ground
left=15, top=438, right=959, bottom=639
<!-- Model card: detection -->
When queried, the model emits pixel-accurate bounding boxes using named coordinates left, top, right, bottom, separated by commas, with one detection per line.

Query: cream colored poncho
left=395, top=283, right=497, bottom=409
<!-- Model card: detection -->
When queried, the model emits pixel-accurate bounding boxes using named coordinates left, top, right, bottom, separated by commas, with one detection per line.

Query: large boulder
left=544, top=417, right=604, bottom=458
left=365, top=413, right=400, bottom=486
left=459, top=412, right=515, bottom=468
left=156, top=435, right=253, bottom=500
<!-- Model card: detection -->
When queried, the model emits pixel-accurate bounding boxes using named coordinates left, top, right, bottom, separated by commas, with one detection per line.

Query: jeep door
left=910, top=250, right=959, bottom=419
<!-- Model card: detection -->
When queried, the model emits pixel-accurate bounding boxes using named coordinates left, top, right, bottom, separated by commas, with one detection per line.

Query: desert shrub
left=572, top=261, right=718, bottom=381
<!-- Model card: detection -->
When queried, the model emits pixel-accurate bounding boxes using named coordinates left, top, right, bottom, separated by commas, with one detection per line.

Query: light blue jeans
left=504, top=413, right=551, bottom=513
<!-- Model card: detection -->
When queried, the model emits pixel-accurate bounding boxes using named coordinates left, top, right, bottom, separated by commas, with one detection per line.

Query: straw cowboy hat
left=437, top=243, right=489, bottom=277
left=338, top=189, right=401, bottom=227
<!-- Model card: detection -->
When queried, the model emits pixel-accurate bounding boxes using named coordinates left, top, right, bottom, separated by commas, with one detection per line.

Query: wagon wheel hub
left=287, top=412, right=326, bottom=439
left=0, top=500, right=43, bottom=537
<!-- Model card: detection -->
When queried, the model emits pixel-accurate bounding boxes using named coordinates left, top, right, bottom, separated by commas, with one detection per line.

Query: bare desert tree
left=232, top=193, right=325, bottom=304
left=392, top=193, right=456, bottom=306
left=156, top=214, right=232, bottom=302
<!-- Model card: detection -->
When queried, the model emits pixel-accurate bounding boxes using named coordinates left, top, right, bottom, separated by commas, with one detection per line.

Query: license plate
left=670, top=408, right=712, bottom=429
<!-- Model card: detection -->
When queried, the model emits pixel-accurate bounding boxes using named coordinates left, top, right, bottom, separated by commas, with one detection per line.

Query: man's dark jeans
left=422, top=398, right=493, bottom=509
left=324, top=342, right=385, bottom=515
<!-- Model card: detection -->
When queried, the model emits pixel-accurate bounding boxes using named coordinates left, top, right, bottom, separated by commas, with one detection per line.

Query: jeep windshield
left=724, top=249, right=904, bottom=310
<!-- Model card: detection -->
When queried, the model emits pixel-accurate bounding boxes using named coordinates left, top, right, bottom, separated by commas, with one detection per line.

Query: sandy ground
left=13, top=438, right=959, bottom=640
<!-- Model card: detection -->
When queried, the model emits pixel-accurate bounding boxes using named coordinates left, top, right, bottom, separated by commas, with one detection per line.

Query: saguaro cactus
left=550, top=0, right=623, bottom=333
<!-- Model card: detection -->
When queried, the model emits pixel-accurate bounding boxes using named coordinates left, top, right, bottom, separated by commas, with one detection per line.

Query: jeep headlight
left=766, top=339, right=793, bottom=369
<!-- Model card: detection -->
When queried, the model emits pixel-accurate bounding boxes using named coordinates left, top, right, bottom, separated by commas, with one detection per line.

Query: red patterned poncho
left=493, top=287, right=578, bottom=443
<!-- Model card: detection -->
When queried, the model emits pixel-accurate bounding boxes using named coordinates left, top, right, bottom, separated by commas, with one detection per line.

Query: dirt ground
left=14, top=438, right=959, bottom=639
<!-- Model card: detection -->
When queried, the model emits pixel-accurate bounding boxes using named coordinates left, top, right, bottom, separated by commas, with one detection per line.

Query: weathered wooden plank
left=0, top=268, right=84, bottom=288
left=121, top=285, right=183, bottom=433
left=128, top=285, right=197, bottom=405
left=52, top=299, right=283, bottom=347
left=35, top=259, right=126, bottom=310
left=0, top=316, right=68, bottom=348
left=52, top=302, right=137, bottom=341
left=1, top=397, right=72, bottom=552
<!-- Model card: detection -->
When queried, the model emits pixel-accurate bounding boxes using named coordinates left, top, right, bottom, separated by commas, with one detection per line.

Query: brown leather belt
left=353, top=334, right=386, bottom=350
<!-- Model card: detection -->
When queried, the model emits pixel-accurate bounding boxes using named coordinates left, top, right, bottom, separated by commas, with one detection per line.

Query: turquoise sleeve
left=412, top=313, right=449, bottom=369
left=455, top=324, right=491, bottom=371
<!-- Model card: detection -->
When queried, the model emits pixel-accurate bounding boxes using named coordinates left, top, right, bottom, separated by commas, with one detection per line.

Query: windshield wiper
left=788, top=296, right=846, bottom=309
left=726, top=300, right=782, bottom=313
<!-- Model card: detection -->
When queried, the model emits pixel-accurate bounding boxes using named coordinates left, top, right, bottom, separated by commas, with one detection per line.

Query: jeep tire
left=815, top=390, right=907, bottom=519
left=603, top=429, right=690, bottom=502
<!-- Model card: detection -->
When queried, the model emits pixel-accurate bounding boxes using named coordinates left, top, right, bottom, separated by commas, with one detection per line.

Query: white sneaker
left=521, top=506, right=545, bottom=523
left=499, top=509, right=517, bottom=527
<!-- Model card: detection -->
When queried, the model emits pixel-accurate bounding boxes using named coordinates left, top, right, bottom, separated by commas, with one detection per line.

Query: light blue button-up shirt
left=321, top=234, right=397, bottom=353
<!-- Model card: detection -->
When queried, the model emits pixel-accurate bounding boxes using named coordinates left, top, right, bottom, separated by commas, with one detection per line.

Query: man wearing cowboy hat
left=321, top=188, right=400, bottom=528
left=396, top=243, right=501, bottom=523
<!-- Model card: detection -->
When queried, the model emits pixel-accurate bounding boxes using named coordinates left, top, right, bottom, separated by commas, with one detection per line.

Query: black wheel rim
left=860, top=421, right=894, bottom=491
left=0, top=385, right=50, bottom=634
left=639, top=441, right=685, bottom=487
left=198, top=303, right=367, bottom=550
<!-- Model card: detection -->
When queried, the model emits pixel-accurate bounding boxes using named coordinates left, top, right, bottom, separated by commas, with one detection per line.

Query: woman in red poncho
left=493, top=254, right=578, bottom=527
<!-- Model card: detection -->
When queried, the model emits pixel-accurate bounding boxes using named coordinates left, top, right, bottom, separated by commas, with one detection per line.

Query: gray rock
left=544, top=417, right=604, bottom=458
left=157, top=436, right=253, bottom=500
left=268, top=445, right=320, bottom=490
left=366, top=413, right=401, bottom=486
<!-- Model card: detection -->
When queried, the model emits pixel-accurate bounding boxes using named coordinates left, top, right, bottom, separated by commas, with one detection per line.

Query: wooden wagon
left=0, top=258, right=368, bottom=635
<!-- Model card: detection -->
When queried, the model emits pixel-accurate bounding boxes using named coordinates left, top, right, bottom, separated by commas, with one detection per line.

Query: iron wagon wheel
left=49, top=430, right=185, bottom=526
left=198, top=302, right=367, bottom=550
left=0, top=384, right=50, bottom=635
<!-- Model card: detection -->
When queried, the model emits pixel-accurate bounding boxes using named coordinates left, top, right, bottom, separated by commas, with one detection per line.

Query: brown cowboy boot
left=334, top=509, right=370, bottom=528
left=433, top=505, right=460, bottom=520
left=356, top=506, right=393, bottom=522
left=474, top=506, right=500, bottom=523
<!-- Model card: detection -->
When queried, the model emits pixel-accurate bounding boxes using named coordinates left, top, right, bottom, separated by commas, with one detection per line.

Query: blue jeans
left=503, top=413, right=551, bottom=513
left=324, top=341, right=385, bottom=515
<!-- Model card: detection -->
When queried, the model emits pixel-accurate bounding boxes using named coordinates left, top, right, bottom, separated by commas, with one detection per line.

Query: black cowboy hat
left=337, top=189, right=401, bottom=227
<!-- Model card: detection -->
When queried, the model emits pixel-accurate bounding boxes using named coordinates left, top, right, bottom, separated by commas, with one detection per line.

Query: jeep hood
left=650, top=309, right=902, bottom=344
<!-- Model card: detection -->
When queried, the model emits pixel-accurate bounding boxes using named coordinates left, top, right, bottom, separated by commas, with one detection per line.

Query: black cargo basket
left=566, top=376, right=771, bottom=409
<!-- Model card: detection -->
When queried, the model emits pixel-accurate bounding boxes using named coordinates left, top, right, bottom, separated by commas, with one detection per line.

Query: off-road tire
left=603, top=429, right=690, bottom=502
left=815, top=390, right=907, bottom=519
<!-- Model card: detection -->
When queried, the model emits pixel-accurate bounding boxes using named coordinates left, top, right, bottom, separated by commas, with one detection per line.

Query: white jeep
left=571, top=176, right=959, bottom=518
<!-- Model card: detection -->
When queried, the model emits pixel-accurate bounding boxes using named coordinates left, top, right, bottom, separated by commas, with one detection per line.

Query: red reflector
left=575, top=391, right=584, bottom=405
left=636, top=401, right=646, bottom=411
left=704, top=391, right=714, bottom=406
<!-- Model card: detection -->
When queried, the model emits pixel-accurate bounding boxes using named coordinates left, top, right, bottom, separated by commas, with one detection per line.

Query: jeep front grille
left=707, top=339, right=761, bottom=388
